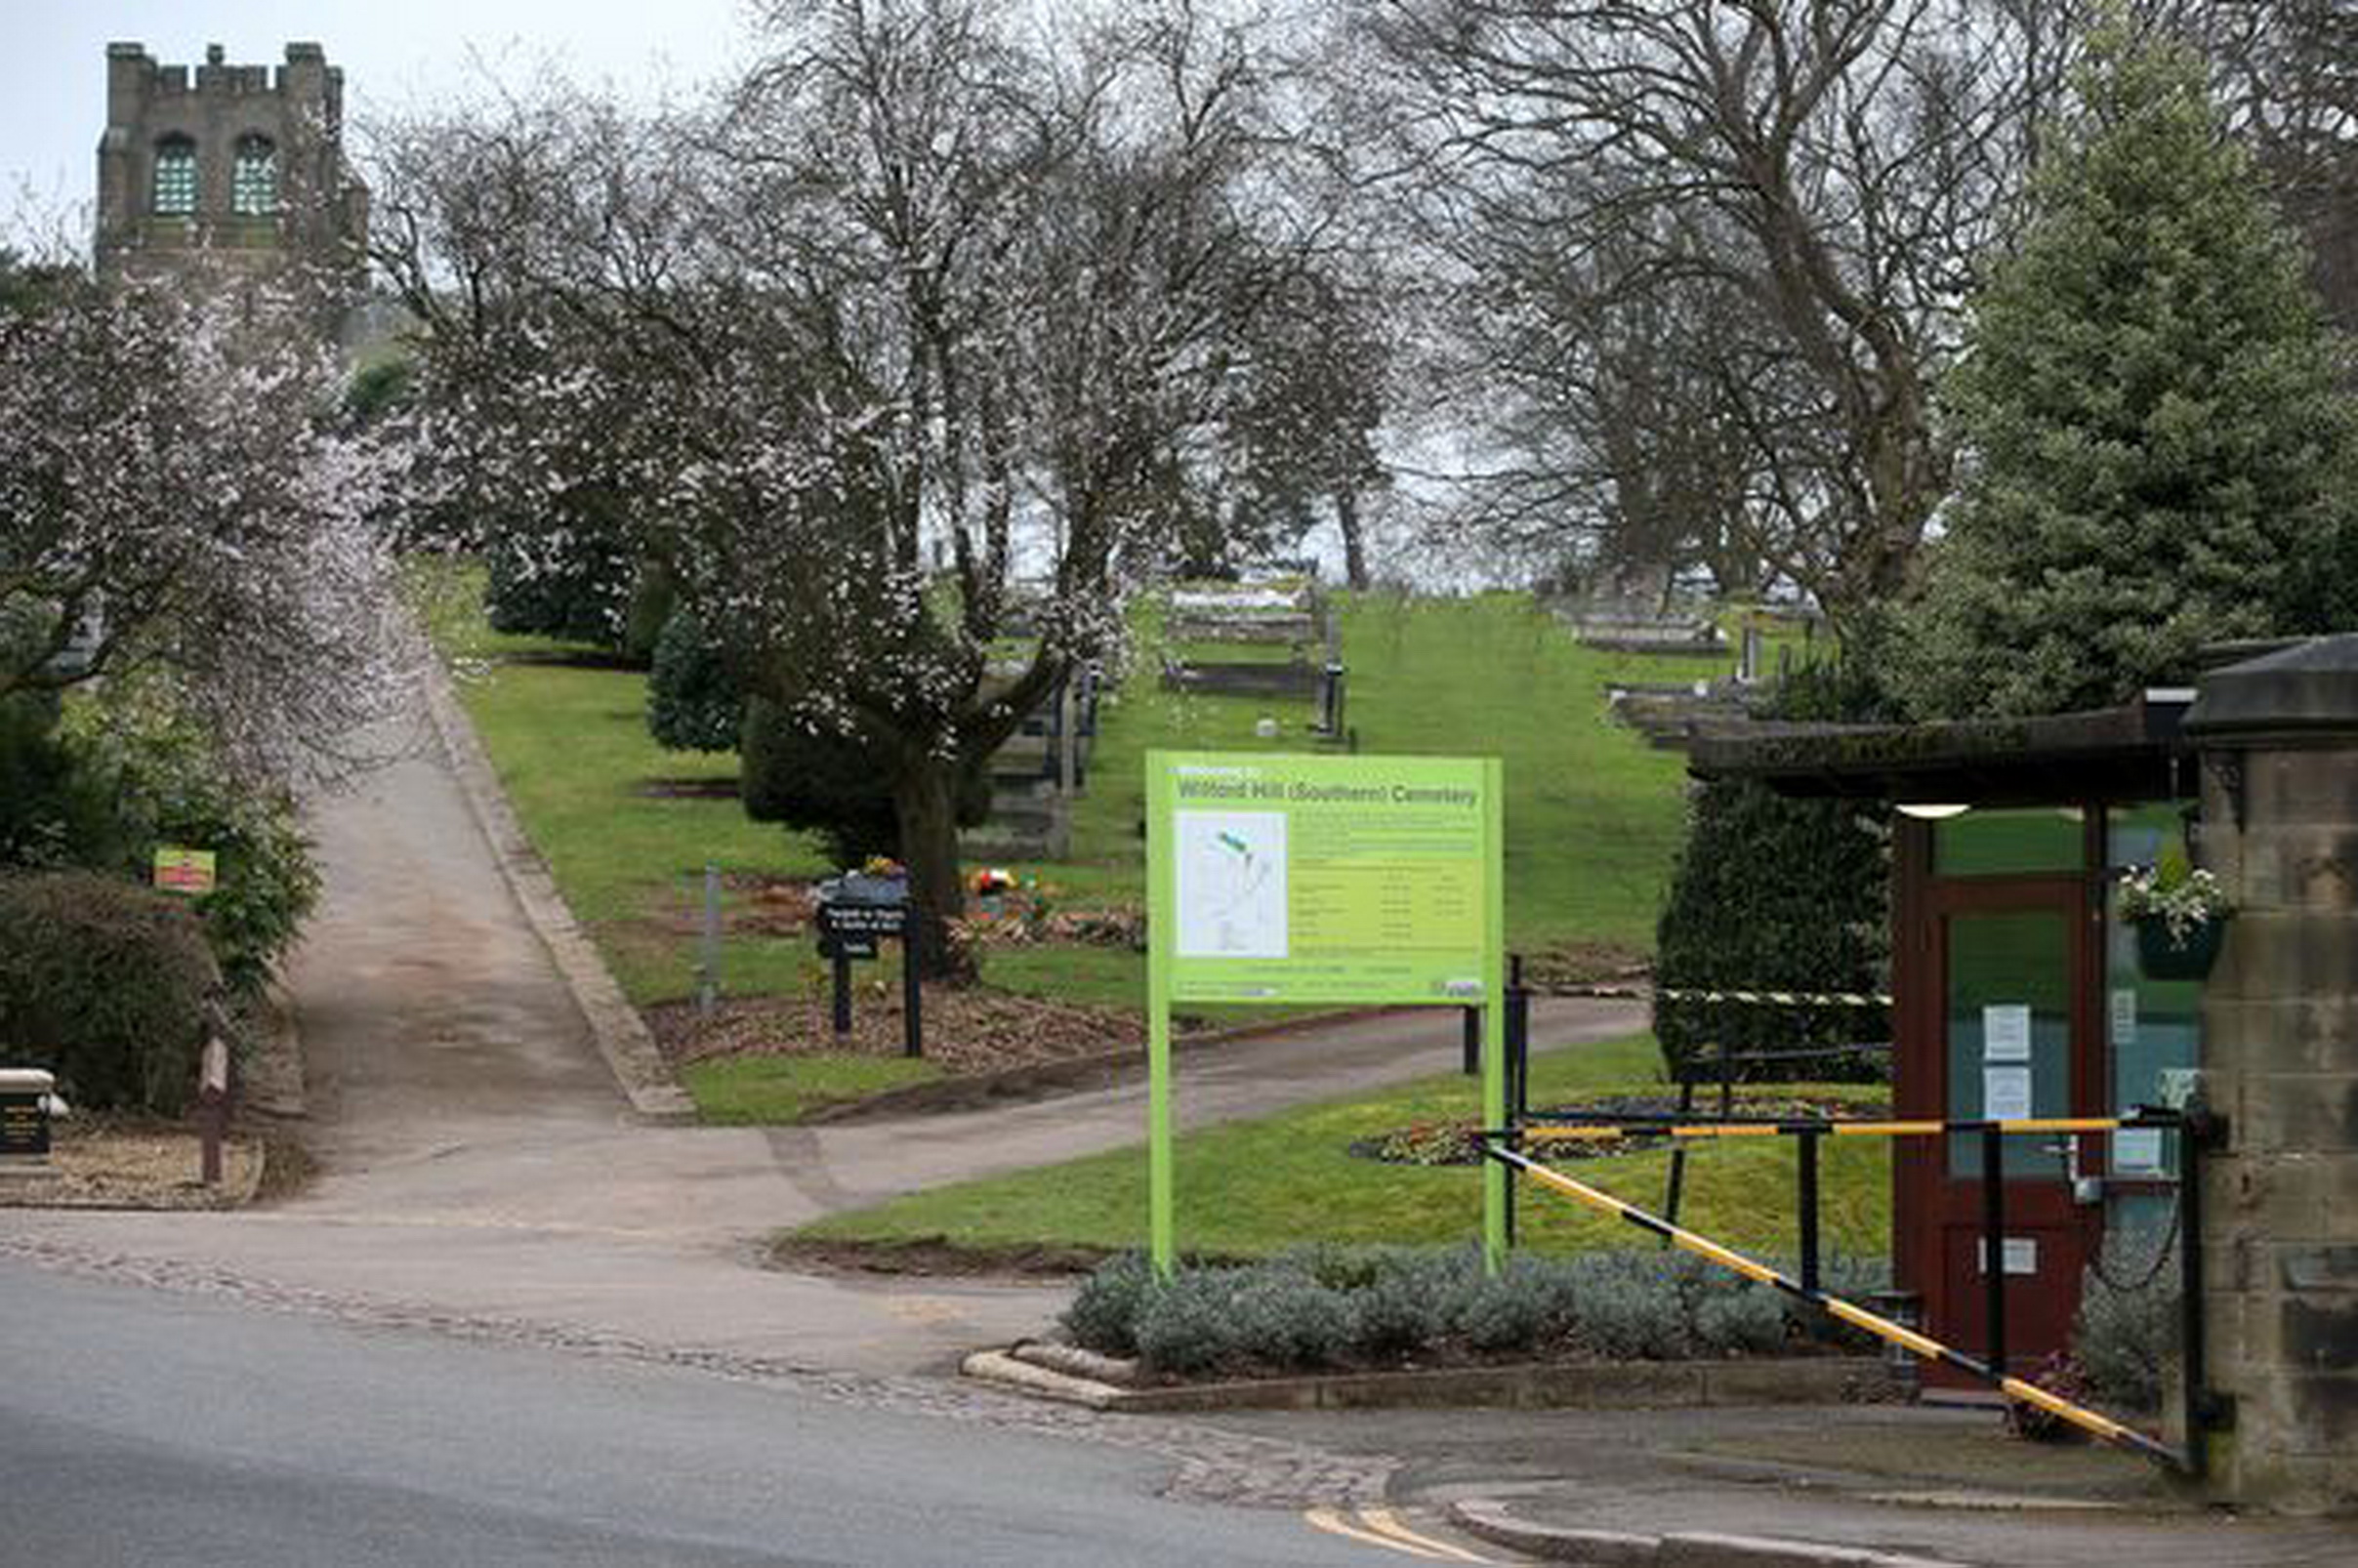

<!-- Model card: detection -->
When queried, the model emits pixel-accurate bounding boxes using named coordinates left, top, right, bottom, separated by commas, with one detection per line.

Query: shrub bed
left=1062, top=1246, right=1887, bottom=1382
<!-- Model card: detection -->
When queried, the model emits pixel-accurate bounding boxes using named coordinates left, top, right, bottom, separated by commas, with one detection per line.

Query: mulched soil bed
left=771, top=1235, right=1111, bottom=1278
left=1516, top=939, right=1652, bottom=992
left=0, top=1120, right=264, bottom=1210
left=645, top=985, right=1145, bottom=1076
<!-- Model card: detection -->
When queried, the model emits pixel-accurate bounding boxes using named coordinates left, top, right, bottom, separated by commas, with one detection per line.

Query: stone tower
left=94, top=41, right=368, bottom=327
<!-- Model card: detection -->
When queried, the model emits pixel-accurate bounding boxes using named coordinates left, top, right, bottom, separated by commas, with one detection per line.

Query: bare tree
left=373, top=0, right=1300, bottom=969
left=2165, top=0, right=2358, bottom=332
left=1357, top=0, right=2079, bottom=619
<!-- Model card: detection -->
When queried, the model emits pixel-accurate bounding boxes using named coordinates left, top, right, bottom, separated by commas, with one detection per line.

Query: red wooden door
left=1897, top=861, right=2104, bottom=1386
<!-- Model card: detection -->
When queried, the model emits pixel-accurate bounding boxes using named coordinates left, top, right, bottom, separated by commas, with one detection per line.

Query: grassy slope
left=990, top=592, right=1723, bottom=1005
left=792, top=1033, right=1891, bottom=1260
left=425, top=571, right=1726, bottom=1011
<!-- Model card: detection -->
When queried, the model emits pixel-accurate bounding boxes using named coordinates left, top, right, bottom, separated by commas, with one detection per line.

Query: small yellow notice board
left=152, top=847, right=218, bottom=895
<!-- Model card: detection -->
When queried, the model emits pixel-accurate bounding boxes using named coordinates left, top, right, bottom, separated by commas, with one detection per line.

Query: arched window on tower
left=231, top=135, right=278, bottom=216
left=152, top=135, right=198, bottom=216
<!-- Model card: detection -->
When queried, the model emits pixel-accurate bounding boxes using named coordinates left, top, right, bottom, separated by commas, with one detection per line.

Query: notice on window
left=1983, top=1064, right=2033, bottom=1122
left=2109, top=988, right=2139, bottom=1047
left=1982, top=1004, right=2032, bottom=1062
left=1978, top=1237, right=2040, bottom=1276
left=2114, top=1129, right=2166, bottom=1176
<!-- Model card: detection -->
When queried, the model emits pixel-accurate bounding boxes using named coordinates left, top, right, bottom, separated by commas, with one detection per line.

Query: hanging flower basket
left=2119, top=856, right=2233, bottom=982
left=2134, top=912, right=2229, bottom=981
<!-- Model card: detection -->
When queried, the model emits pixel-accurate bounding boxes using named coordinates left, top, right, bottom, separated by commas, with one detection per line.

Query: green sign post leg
left=1482, top=758, right=1509, bottom=1273
left=1149, top=1002, right=1175, bottom=1277
left=1484, top=997, right=1509, bottom=1271
left=1146, top=750, right=1178, bottom=1277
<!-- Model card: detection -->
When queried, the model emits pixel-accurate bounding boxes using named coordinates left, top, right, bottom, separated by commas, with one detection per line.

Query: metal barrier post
left=2179, top=1106, right=2213, bottom=1476
left=1797, top=1128, right=1823, bottom=1295
left=1507, top=955, right=1529, bottom=1119
left=1462, top=1006, right=1479, bottom=1077
left=1983, top=1125, right=2007, bottom=1376
left=1662, top=1075, right=1696, bottom=1233
left=900, top=919, right=925, bottom=1059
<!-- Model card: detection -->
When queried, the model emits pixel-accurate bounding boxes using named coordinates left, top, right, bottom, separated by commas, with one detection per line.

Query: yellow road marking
left=1303, top=1507, right=1464, bottom=1560
left=1359, top=1508, right=1493, bottom=1562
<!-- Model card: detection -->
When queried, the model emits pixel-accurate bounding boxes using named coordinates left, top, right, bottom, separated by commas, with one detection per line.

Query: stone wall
left=2187, top=640, right=2358, bottom=1512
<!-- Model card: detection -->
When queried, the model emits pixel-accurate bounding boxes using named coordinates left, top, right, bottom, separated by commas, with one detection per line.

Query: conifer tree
left=1901, top=20, right=2358, bottom=719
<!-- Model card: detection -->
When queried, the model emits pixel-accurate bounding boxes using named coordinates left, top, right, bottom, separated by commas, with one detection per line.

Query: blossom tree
left=0, top=261, right=417, bottom=788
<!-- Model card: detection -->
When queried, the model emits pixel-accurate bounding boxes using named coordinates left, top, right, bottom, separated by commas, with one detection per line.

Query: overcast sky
left=2, top=1, right=756, bottom=241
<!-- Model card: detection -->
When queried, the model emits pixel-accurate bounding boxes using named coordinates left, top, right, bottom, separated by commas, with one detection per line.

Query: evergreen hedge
left=645, top=609, right=743, bottom=754
left=0, top=871, right=219, bottom=1115
left=739, top=697, right=991, bottom=868
left=1651, top=656, right=1891, bottom=1086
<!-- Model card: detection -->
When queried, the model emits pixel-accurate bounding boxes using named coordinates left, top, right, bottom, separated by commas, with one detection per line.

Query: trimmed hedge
left=1652, top=656, right=1892, bottom=1085
left=0, top=871, right=219, bottom=1115
left=645, top=609, right=743, bottom=754
left=1062, top=1246, right=1886, bottom=1379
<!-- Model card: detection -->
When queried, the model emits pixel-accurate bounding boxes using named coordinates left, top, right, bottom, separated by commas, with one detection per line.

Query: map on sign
left=1174, top=810, right=1288, bottom=958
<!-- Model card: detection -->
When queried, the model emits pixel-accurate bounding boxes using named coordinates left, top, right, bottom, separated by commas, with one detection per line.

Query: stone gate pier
left=2185, top=635, right=2358, bottom=1512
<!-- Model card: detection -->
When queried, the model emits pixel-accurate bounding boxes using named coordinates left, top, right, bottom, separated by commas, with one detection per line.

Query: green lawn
left=789, top=1033, right=1891, bottom=1262
left=684, top=1053, right=942, bottom=1125
left=418, top=568, right=1726, bottom=1013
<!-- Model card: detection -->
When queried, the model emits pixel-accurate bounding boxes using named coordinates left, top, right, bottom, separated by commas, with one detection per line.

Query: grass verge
left=784, top=1034, right=1890, bottom=1263
left=683, top=1054, right=944, bottom=1125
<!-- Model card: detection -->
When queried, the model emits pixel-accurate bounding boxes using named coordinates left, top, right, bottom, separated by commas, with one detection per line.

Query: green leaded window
left=152, top=136, right=198, bottom=215
left=231, top=136, right=277, bottom=216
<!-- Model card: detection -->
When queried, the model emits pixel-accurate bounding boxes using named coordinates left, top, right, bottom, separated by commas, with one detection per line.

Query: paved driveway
left=0, top=696, right=1644, bottom=1377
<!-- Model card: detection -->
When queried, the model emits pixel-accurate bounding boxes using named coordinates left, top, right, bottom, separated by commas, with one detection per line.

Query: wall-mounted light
left=1894, top=802, right=1970, bottom=820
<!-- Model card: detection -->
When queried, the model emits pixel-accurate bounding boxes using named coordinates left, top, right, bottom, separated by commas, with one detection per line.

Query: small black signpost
left=0, top=1069, right=55, bottom=1160
left=813, top=873, right=925, bottom=1059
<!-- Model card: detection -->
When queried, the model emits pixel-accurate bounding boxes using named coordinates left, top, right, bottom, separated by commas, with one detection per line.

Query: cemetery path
left=0, top=691, right=1644, bottom=1377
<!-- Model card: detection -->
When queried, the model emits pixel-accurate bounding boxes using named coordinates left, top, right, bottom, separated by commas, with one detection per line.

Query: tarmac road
left=0, top=1262, right=1388, bottom=1568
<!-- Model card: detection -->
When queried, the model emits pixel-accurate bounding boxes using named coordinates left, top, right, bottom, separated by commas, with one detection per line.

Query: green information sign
left=1145, top=751, right=1508, bottom=1272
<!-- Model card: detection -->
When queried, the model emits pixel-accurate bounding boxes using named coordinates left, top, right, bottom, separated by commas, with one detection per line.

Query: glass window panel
left=2104, top=803, right=2197, bottom=1178
left=1933, top=807, right=2086, bottom=876
left=1946, top=909, right=2072, bottom=1179
left=231, top=137, right=277, bottom=216
left=152, top=138, right=197, bottom=215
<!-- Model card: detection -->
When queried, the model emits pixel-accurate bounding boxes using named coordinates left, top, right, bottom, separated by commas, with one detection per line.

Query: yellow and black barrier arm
left=1483, top=1138, right=2188, bottom=1470
left=1522, top=1111, right=2182, bottom=1145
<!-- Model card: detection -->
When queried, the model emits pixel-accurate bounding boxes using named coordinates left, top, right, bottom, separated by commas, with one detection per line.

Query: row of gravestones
left=1565, top=599, right=1824, bottom=751
left=1157, top=578, right=1347, bottom=733
left=965, top=578, right=1348, bottom=859
left=966, top=666, right=1099, bottom=861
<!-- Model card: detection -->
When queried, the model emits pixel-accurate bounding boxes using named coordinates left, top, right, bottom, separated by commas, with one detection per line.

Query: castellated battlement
left=95, top=40, right=366, bottom=337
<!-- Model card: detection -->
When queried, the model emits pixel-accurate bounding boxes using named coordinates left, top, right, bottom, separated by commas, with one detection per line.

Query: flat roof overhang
left=1686, top=695, right=2195, bottom=806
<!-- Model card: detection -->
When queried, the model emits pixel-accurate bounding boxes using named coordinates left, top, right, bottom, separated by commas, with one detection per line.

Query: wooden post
left=199, top=1036, right=229, bottom=1187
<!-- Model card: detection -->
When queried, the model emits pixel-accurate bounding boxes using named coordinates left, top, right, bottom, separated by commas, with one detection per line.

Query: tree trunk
left=890, top=758, right=971, bottom=983
left=1335, top=487, right=1369, bottom=591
